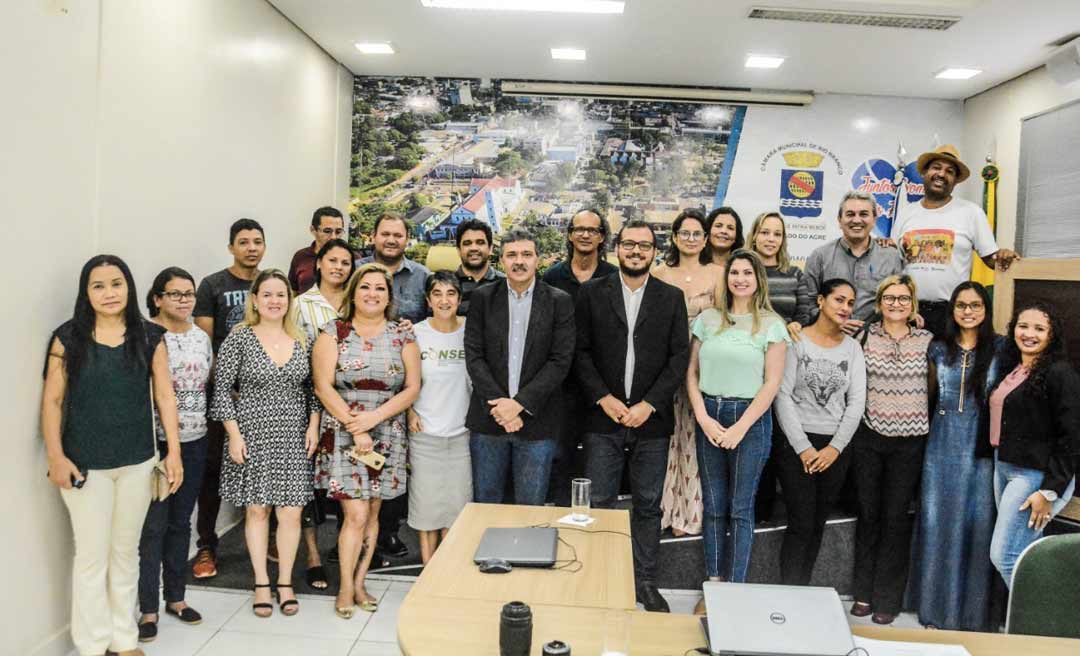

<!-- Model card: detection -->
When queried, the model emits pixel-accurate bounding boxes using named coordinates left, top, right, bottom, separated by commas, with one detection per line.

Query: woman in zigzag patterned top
left=849, top=275, right=933, bottom=626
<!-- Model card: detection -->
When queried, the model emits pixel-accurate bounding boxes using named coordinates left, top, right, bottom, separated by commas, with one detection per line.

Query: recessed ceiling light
left=745, top=54, right=785, bottom=69
left=551, top=48, right=587, bottom=61
left=935, top=67, right=982, bottom=80
left=420, top=0, right=625, bottom=13
left=355, top=42, right=395, bottom=55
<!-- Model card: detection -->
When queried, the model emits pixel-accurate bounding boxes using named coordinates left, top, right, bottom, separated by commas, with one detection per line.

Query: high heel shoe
left=276, top=583, right=299, bottom=616
left=252, top=583, right=273, bottom=618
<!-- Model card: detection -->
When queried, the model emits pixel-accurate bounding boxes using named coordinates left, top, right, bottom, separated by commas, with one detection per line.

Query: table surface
left=398, top=503, right=1080, bottom=656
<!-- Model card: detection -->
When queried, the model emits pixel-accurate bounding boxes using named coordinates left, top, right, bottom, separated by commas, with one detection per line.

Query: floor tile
left=219, top=594, right=368, bottom=640
left=196, top=630, right=355, bottom=656
left=158, top=588, right=252, bottom=631
left=358, top=607, right=400, bottom=643
left=141, top=626, right=217, bottom=656
left=348, top=640, right=402, bottom=656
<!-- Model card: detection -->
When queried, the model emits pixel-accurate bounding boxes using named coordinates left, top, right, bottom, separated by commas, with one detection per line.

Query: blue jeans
left=137, top=437, right=207, bottom=613
left=470, top=432, right=557, bottom=506
left=695, top=396, right=772, bottom=581
left=990, top=453, right=1075, bottom=588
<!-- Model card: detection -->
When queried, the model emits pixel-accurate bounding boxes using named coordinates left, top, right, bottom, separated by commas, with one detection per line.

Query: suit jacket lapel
left=492, top=281, right=511, bottom=386
left=608, top=275, right=628, bottom=328
left=521, top=280, right=546, bottom=368
left=634, top=276, right=657, bottom=333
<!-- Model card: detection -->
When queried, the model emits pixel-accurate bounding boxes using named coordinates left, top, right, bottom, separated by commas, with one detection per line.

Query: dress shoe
left=872, top=612, right=896, bottom=625
left=636, top=583, right=670, bottom=613
left=850, top=601, right=872, bottom=618
left=376, top=533, right=408, bottom=558
left=137, top=620, right=157, bottom=643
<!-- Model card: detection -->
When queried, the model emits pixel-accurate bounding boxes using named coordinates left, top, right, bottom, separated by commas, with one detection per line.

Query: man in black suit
left=465, top=228, right=575, bottom=505
left=574, top=220, right=689, bottom=612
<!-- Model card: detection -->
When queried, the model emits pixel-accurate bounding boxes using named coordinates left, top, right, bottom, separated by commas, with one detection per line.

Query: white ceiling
left=269, top=0, right=1080, bottom=100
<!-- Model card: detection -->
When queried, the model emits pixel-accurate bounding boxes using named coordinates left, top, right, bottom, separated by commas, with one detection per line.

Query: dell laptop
left=700, top=582, right=854, bottom=656
left=472, top=527, right=558, bottom=568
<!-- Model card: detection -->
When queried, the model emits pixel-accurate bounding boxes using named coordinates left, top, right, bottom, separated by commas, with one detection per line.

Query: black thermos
left=499, top=601, right=533, bottom=656
left=542, top=640, right=571, bottom=655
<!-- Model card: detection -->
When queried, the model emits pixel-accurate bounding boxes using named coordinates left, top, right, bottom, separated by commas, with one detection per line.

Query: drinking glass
left=571, top=478, right=591, bottom=521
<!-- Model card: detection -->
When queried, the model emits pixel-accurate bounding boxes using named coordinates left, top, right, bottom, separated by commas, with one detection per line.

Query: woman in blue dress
left=909, top=281, right=1004, bottom=631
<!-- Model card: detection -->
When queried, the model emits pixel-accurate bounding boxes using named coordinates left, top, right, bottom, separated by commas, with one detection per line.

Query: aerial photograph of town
left=349, top=76, right=739, bottom=264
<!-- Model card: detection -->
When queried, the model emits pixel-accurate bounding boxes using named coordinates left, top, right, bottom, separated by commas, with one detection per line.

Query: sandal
left=356, top=587, right=379, bottom=612
left=306, top=565, right=329, bottom=590
left=276, top=583, right=299, bottom=616
left=252, top=583, right=273, bottom=618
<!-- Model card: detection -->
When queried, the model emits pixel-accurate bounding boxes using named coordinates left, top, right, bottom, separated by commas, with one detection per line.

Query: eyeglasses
left=956, top=302, right=985, bottom=313
left=160, top=291, right=196, bottom=301
left=881, top=295, right=913, bottom=306
left=677, top=230, right=705, bottom=241
left=618, top=240, right=655, bottom=253
left=318, top=228, right=345, bottom=237
left=571, top=227, right=603, bottom=236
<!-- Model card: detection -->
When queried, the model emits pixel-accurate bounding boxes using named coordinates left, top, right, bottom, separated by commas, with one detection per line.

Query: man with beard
left=799, top=191, right=904, bottom=336
left=542, top=209, right=617, bottom=504
left=891, top=145, right=1018, bottom=335
left=573, top=220, right=689, bottom=612
left=454, top=219, right=504, bottom=316
left=356, top=212, right=430, bottom=560
left=465, top=229, right=575, bottom=506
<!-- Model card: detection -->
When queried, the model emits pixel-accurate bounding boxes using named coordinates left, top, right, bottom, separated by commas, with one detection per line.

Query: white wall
left=2, top=2, right=352, bottom=654
left=962, top=66, right=1080, bottom=250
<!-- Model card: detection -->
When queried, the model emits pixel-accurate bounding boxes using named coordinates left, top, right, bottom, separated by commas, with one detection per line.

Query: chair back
left=1006, top=533, right=1080, bottom=638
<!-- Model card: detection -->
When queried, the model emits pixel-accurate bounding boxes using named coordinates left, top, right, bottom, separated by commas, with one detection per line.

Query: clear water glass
left=571, top=478, right=591, bottom=521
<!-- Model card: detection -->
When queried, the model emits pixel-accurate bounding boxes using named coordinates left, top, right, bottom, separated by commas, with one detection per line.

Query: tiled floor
left=76, top=582, right=924, bottom=655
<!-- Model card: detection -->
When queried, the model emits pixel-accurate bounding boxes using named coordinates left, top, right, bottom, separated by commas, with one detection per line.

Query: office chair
left=1005, top=533, right=1080, bottom=638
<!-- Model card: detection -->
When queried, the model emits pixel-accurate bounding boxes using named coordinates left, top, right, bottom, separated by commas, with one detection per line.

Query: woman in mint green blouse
left=687, top=250, right=788, bottom=597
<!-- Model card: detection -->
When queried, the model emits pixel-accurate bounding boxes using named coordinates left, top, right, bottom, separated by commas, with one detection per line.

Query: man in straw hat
left=890, top=145, right=1018, bottom=335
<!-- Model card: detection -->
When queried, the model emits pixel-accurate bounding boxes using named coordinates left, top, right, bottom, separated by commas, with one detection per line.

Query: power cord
left=551, top=536, right=582, bottom=572
left=528, top=521, right=632, bottom=539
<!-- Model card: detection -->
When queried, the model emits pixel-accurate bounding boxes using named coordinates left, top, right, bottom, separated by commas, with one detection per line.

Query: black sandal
left=276, top=583, right=299, bottom=616
left=306, top=565, right=329, bottom=590
left=252, top=583, right=273, bottom=618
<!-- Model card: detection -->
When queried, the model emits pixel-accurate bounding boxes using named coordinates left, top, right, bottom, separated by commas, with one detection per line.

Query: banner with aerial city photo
left=349, top=76, right=963, bottom=267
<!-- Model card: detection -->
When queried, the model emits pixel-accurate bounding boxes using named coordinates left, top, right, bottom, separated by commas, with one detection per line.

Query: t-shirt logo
left=902, top=229, right=955, bottom=266
left=224, top=290, right=248, bottom=333
left=801, top=356, right=848, bottom=407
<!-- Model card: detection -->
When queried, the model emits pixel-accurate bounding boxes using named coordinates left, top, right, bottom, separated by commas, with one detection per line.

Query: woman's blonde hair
left=874, top=274, right=920, bottom=318
left=715, top=249, right=777, bottom=335
left=341, top=263, right=396, bottom=322
left=242, top=268, right=307, bottom=347
left=748, top=211, right=792, bottom=273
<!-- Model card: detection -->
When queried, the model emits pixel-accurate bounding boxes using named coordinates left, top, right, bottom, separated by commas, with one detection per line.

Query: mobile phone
left=349, top=448, right=386, bottom=471
left=72, top=471, right=87, bottom=489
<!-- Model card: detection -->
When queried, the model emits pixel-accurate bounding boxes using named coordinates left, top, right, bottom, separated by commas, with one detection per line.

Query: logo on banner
left=779, top=151, right=825, bottom=218
left=852, top=159, right=926, bottom=237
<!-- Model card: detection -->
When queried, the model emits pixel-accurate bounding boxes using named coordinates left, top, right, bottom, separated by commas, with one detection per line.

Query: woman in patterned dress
left=211, top=269, right=319, bottom=618
left=655, top=208, right=722, bottom=536
left=313, top=263, right=421, bottom=619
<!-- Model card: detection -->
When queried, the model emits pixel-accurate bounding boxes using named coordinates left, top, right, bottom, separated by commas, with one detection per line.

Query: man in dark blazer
left=465, top=228, right=575, bottom=505
left=574, top=219, right=689, bottom=612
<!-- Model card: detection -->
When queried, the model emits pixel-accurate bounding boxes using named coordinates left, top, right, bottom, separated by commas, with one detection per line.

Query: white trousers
left=60, top=457, right=155, bottom=655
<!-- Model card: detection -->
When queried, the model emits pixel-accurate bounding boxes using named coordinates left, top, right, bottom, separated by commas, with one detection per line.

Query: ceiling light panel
left=420, top=0, right=625, bottom=14
left=748, top=6, right=960, bottom=30
left=551, top=48, right=587, bottom=61
left=745, top=55, right=785, bottom=69
left=354, top=42, right=395, bottom=54
left=935, top=67, right=982, bottom=79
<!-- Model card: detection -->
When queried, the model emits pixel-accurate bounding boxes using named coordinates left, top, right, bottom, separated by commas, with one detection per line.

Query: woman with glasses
left=135, top=268, right=213, bottom=643
left=910, top=281, right=1004, bottom=630
left=849, top=275, right=932, bottom=625
left=656, top=208, right=722, bottom=537
left=704, top=207, right=745, bottom=268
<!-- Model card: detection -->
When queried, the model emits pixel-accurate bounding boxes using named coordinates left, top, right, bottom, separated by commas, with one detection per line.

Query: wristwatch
left=1039, top=489, right=1059, bottom=502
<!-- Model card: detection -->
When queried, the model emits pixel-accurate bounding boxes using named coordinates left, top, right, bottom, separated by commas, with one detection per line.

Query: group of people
left=42, top=145, right=1077, bottom=656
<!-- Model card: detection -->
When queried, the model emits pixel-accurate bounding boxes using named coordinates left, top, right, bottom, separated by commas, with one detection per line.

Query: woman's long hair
left=241, top=269, right=307, bottom=347
left=715, top=249, right=776, bottom=335
left=704, top=206, right=745, bottom=263
left=999, top=299, right=1067, bottom=397
left=748, top=211, right=792, bottom=273
left=61, top=254, right=149, bottom=386
left=313, top=238, right=356, bottom=287
left=341, top=263, right=397, bottom=322
left=941, top=281, right=996, bottom=404
left=664, top=208, right=710, bottom=267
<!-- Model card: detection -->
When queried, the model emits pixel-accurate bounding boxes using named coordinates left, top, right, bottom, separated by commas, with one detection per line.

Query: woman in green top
left=687, top=250, right=788, bottom=602
left=41, top=254, right=183, bottom=656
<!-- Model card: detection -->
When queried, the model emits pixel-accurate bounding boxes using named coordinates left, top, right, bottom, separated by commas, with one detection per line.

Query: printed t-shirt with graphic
left=153, top=326, right=213, bottom=443
left=691, top=310, right=790, bottom=399
left=890, top=197, right=997, bottom=303
left=194, top=268, right=254, bottom=353
left=413, top=319, right=471, bottom=437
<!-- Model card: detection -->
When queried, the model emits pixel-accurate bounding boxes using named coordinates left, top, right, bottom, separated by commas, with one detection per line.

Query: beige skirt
left=407, top=430, right=472, bottom=531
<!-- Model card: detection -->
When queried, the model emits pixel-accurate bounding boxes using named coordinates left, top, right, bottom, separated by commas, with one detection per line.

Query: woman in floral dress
left=313, top=263, right=421, bottom=619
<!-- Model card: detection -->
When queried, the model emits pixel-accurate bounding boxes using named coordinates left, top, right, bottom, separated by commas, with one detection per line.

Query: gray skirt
left=407, top=429, right=472, bottom=531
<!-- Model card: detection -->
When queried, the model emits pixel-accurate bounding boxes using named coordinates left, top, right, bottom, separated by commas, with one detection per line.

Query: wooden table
left=398, top=503, right=1080, bottom=655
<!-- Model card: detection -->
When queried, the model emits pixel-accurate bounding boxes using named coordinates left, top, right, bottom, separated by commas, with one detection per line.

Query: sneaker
left=192, top=547, right=218, bottom=579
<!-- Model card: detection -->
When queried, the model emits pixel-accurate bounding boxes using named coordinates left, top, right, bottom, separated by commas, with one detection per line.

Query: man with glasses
left=288, top=206, right=346, bottom=293
left=799, top=191, right=904, bottom=336
left=542, top=209, right=617, bottom=504
left=573, top=220, right=689, bottom=612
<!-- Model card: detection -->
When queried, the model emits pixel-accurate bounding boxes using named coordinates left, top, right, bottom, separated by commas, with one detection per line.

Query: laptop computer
left=472, top=527, right=558, bottom=568
left=700, top=582, right=854, bottom=656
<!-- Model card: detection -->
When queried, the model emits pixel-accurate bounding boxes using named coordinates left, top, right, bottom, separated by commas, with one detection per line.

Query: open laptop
left=700, top=582, right=854, bottom=656
left=472, top=527, right=558, bottom=568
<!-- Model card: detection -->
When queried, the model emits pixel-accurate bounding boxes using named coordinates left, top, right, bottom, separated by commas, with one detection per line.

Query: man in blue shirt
left=356, top=212, right=431, bottom=325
